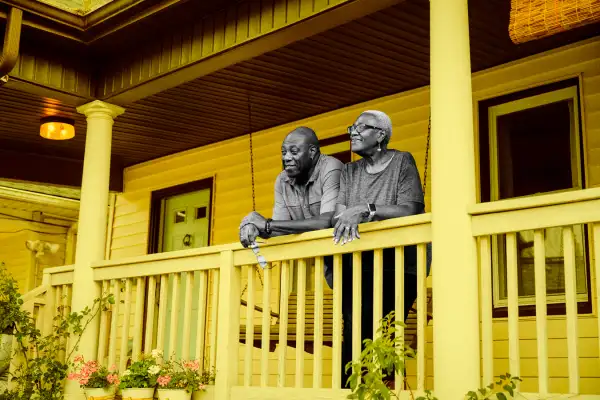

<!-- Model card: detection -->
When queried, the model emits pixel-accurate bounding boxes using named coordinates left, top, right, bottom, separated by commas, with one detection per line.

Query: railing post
left=215, top=250, right=241, bottom=399
left=430, top=0, right=481, bottom=397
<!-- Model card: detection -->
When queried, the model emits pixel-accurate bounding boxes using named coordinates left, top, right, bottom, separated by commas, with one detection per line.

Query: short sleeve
left=272, top=174, right=292, bottom=220
left=319, top=159, right=342, bottom=214
left=397, top=152, right=425, bottom=205
left=336, top=165, right=349, bottom=207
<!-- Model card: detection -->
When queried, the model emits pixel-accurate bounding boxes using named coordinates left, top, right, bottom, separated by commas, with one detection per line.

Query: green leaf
left=497, top=393, right=507, bottom=400
left=499, top=375, right=506, bottom=380
left=487, top=383, right=495, bottom=390
left=503, top=385, right=514, bottom=397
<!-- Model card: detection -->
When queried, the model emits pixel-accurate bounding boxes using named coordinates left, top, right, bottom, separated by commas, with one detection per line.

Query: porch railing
left=26, top=187, right=600, bottom=398
left=86, top=213, right=433, bottom=399
left=470, top=187, right=600, bottom=396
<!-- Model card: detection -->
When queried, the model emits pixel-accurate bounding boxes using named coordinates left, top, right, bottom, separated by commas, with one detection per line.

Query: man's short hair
left=287, top=126, right=320, bottom=149
left=362, top=110, right=393, bottom=145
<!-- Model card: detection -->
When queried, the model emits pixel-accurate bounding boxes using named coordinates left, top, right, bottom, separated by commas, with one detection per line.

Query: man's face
left=349, top=114, right=385, bottom=153
left=281, top=134, right=314, bottom=178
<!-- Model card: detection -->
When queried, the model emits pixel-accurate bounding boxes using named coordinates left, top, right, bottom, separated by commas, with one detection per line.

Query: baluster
left=132, top=277, right=146, bottom=361
left=245, top=266, right=256, bottom=386
left=182, top=272, right=194, bottom=359
left=261, top=265, right=272, bottom=387
left=295, top=259, right=306, bottom=388
left=169, top=273, right=181, bottom=359
left=144, top=276, right=157, bottom=354
left=108, top=279, right=121, bottom=368
left=394, top=246, right=405, bottom=389
left=533, top=230, right=548, bottom=395
left=313, top=257, right=324, bottom=389
left=563, top=226, right=579, bottom=393
left=352, top=251, right=362, bottom=363
left=416, top=244, right=427, bottom=391
left=332, top=254, right=343, bottom=389
left=195, top=271, right=208, bottom=370
left=278, top=261, right=289, bottom=387
left=506, top=233, right=521, bottom=382
left=156, top=275, right=168, bottom=354
left=97, top=280, right=110, bottom=362
left=119, top=279, right=133, bottom=372
left=479, top=237, right=493, bottom=385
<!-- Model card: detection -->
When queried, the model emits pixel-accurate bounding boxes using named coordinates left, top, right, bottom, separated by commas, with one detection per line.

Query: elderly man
left=239, top=126, right=343, bottom=246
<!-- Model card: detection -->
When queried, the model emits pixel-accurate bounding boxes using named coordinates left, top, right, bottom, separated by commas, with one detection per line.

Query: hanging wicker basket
left=509, top=0, right=600, bottom=44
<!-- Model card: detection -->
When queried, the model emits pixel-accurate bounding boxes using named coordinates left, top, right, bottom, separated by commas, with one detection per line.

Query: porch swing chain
left=423, top=114, right=431, bottom=197
left=240, top=113, right=432, bottom=299
left=241, top=93, right=265, bottom=298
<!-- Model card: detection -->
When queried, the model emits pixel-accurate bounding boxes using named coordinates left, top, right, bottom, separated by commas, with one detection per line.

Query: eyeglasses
left=249, top=242, right=268, bottom=269
left=347, top=124, right=385, bottom=135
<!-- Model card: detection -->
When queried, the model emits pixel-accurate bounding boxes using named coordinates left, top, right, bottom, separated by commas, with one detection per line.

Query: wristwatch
left=367, top=203, right=376, bottom=221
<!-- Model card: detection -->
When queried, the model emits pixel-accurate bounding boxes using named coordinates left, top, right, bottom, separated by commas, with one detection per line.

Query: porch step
left=239, top=288, right=432, bottom=353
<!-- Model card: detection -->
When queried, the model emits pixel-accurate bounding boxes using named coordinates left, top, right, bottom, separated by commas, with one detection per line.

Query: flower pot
left=191, top=385, right=215, bottom=400
left=84, top=387, right=116, bottom=400
left=157, top=389, right=192, bottom=400
left=120, top=387, right=155, bottom=400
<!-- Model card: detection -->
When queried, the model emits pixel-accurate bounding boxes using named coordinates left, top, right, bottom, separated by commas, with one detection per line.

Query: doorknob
left=183, top=234, right=192, bottom=247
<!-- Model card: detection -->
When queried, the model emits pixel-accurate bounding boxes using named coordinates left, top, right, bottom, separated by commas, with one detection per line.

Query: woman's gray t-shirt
left=333, top=149, right=428, bottom=277
left=337, top=149, right=424, bottom=208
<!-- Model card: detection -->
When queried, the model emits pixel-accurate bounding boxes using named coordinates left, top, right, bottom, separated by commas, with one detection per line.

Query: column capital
left=76, top=100, right=125, bottom=119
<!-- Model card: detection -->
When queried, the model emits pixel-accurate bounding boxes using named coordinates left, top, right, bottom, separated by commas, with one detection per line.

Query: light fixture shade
left=40, top=116, right=75, bottom=140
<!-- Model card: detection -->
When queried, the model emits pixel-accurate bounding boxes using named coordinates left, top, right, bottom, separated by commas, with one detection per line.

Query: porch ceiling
left=1, top=0, right=599, bottom=170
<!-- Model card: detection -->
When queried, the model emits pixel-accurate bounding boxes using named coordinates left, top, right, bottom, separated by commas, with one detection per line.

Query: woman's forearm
left=372, top=203, right=423, bottom=220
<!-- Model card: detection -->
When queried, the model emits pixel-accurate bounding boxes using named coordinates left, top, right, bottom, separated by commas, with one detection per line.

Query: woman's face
left=348, top=114, right=386, bottom=154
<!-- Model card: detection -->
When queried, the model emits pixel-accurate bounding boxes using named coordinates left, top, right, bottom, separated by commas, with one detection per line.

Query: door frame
left=147, top=177, right=214, bottom=254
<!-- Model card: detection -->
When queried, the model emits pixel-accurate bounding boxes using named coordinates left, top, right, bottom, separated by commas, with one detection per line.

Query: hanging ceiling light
left=40, top=116, right=75, bottom=140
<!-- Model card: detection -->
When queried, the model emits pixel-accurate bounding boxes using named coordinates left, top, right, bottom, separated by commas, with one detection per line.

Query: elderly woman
left=331, top=110, right=431, bottom=387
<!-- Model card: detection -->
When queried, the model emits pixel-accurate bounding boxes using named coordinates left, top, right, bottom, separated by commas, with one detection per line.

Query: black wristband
left=265, top=219, right=273, bottom=235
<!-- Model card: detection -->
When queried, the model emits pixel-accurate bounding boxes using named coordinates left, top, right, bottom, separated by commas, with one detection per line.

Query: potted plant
left=155, top=359, right=204, bottom=400
left=0, top=264, right=17, bottom=393
left=191, top=367, right=216, bottom=400
left=0, top=264, right=114, bottom=400
left=68, top=355, right=119, bottom=399
left=118, top=351, right=160, bottom=400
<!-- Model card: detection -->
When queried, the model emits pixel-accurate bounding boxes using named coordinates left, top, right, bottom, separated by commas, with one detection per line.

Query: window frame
left=477, top=78, right=593, bottom=317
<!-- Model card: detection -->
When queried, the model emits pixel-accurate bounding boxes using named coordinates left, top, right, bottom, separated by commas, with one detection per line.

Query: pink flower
left=157, top=375, right=172, bottom=387
left=67, top=373, right=80, bottom=381
left=183, top=361, right=200, bottom=371
left=198, top=384, right=206, bottom=391
left=109, top=364, right=117, bottom=371
left=107, top=374, right=119, bottom=385
left=73, top=355, right=84, bottom=363
left=79, top=377, right=89, bottom=386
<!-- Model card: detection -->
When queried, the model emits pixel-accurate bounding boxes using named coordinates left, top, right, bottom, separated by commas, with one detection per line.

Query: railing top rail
left=253, top=213, right=431, bottom=247
left=42, top=265, right=75, bottom=275
left=92, top=243, right=235, bottom=270
left=233, top=213, right=431, bottom=266
left=90, top=214, right=432, bottom=280
left=469, top=187, right=600, bottom=216
left=470, top=188, right=600, bottom=236
left=21, top=284, right=50, bottom=303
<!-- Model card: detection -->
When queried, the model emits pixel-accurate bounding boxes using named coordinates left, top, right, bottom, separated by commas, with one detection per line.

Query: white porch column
left=430, top=0, right=480, bottom=398
left=65, top=100, right=124, bottom=399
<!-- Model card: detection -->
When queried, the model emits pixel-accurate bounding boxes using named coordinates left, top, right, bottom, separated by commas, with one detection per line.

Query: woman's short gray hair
left=362, top=110, right=392, bottom=145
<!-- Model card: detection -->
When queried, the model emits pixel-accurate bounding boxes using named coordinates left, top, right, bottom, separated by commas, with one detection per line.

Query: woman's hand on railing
left=333, top=206, right=367, bottom=245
